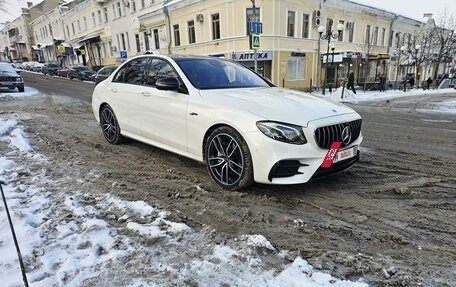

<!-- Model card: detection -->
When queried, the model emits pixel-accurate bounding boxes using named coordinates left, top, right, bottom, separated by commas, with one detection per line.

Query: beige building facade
left=1, top=0, right=445, bottom=89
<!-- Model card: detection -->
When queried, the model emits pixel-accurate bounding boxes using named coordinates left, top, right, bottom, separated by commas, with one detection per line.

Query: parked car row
left=17, top=62, right=119, bottom=85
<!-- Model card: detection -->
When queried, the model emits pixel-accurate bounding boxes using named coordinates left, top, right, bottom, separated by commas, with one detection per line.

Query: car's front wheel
left=99, top=105, right=123, bottom=144
left=205, top=126, right=253, bottom=190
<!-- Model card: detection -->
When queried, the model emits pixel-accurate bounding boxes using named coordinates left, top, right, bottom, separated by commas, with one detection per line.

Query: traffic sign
left=120, top=50, right=128, bottom=61
left=250, top=34, right=261, bottom=50
left=249, top=21, right=263, bottom=34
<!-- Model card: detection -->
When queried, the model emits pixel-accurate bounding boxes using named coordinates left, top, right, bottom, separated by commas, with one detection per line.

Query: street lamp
left=318, top=19, right=344, bottom=95
left=401, top=46, right=407, bottom=92
left=395, top=45, right=405, bottom=90
left=414, top=44, right=421, bottom=88
left=329, top=43, right=335, bottom=92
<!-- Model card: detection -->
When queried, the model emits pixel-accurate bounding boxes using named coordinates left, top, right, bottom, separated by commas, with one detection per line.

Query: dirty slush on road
left=1, top=92, right=455, bottom=287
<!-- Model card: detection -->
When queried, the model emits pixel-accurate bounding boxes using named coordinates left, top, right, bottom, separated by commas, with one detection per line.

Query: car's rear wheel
left=205, top=126, right=253, bottom=190
left=99, top=105, right=123, bottom=144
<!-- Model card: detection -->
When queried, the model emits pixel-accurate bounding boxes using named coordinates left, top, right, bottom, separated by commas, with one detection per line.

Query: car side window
left=145, top=59, right=178, bottom=87
left=113, top=57, right=150, bottom=85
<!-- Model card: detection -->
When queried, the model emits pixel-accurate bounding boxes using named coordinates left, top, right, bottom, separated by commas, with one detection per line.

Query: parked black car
left=93, top=65, right=118, bottom=85
left=0, top=62, right=24, bottom=92
left=68, top=66, right=95, bottom=81
left=42, top=63, right=60, bottom=76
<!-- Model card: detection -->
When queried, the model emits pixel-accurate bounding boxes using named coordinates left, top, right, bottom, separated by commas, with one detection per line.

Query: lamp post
left=395, top=45, right=405, bottom=90
left=329, top=43, right=335, bottom=92
left=318, top=19, right=344, bottom=95
left=414, top=44, right=421, bottom=88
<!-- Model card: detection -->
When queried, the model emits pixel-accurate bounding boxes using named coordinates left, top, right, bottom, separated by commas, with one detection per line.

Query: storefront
left=231, top=50, right=272, bottom=79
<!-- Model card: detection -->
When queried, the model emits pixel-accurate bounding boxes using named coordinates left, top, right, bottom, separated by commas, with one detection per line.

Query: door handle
left=141, top=91, right=151, bottom=97
left=110, top=88, right=118, bottom=93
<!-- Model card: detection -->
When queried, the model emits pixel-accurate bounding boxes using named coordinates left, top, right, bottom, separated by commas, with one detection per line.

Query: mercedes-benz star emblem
left=341, top=126, right=352, bottom=145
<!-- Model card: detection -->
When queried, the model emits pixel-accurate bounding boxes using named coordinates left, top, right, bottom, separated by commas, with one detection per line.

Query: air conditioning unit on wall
left=312, top=10, right=321, bottom=27
left=196, top=14, right=204, bottom=23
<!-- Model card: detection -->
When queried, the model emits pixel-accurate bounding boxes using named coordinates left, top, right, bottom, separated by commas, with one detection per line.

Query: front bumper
left=244, top=115, right=363, bottom=184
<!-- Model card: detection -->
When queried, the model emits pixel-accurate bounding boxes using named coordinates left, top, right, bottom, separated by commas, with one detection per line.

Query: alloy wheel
left=207, top=133, right=244, bottom=186
left=101, top=107, right=118, bottom=142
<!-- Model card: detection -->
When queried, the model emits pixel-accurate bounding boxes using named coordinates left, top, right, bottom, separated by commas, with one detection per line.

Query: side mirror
left=155, top=77, right=180, bottom=91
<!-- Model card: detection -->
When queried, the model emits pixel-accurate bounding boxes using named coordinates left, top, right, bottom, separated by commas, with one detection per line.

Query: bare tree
left=428, top=10, right=456, bottom=85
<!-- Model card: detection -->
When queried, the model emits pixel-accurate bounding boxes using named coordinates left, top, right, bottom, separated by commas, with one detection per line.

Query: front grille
left=314, top=119, right=362, bottom=149
left=0, top=76, right=14, bottom=82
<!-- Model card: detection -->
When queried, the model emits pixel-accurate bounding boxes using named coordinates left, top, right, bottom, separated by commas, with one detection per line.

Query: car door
left=107, top=57, right=151, bottom=136
left=139, top=57, right=189, bottom=153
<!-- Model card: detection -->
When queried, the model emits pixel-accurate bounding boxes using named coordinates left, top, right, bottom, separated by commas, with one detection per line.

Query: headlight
left=16, top=77, right=22, bottom=81
left=256, top=121, right=307, bottom=145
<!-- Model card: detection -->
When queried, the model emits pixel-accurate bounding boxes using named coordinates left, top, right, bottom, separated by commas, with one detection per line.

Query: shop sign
left=232, top=50, right=273, bottom=61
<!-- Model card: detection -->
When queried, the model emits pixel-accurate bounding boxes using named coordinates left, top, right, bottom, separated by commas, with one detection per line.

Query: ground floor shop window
left=287, top=57, right=306, bottom=80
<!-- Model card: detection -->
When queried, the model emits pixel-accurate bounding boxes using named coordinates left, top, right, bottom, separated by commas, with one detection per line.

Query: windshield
left=175, top=58, right=270, bottom=90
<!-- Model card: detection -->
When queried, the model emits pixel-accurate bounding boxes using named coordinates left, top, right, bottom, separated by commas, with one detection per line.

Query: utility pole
left=251, top=0, right=258, bottom=73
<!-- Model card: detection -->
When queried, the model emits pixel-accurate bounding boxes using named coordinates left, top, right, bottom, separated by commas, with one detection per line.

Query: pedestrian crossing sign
left=250, top=34, right=261, bottom=50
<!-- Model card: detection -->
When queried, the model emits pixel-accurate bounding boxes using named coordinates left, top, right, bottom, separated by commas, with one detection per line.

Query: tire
left=205, top=126, right=254, bottom=190
left=17, top=85, right=24, bottom=92
left=99, top=105, right=124, bottom=144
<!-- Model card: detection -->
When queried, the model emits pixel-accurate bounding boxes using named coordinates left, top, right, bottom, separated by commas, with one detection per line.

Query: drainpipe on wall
left=163, top=5, right=172, bottom=55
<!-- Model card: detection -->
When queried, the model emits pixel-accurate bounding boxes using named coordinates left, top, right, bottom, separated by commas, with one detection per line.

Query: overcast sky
left=1, top=0, right=455, bottom=24
left=352, top=0, right=456, bottom=20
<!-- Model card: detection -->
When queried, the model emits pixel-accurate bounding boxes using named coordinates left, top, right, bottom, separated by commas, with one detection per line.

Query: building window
left=83, top=16, right=87, bottom=30
left=381, top=28, right=386, bottom=46
left=144, top=31, right=150, bottom=50
left=66, top=25, right=70, bottom=37
left=365, top=24, right=371, bottom=44
left=246, top=7, right=260, bottom=35
left=126, top=32, right=130, bottom=50
left=131, top=0, right=136, bottom=12
left=71, top=23, right=75, bottom=35
left=153, top=28, right=160, bottom=49
left=92, top=12, right=96, bottom=27
left=211, top=13, right=220, bottom=40
left=373, top=26, right=379, bottom=45
left=117, top=2, right=123, bottom=17
left=173, top=24, right=180, bottom=46
left=302, top=13, right=309, bottom=38
left=104, top=7, right=109, bottom=22
left=77, top=20, right=81, bottom=32
left=121, top=33, right=126, bottom=50
left=287, top=57, right=306, bottom=80
left=97, top=10, right=102, bottom=24
left=109, top=40, right=113, bottom=57
left=112, top=4, right=116, bottom=18
left=140, top=0, right=145, bottom=9
left=338, top=20, right=344, bottom=41
left=135, top=34, right=140, bottom=52
left=287, top=11, right=295, bottom=37
left=347, top=22, right=354, bottom=42
left=188, top=20, right=195, bottom=44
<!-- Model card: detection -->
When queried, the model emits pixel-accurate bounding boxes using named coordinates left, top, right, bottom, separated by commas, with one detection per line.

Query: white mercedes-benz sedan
left=92, top=55, right=362, bottom=190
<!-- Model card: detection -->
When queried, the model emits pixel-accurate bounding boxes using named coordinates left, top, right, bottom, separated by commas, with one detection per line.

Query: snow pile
left=0, top=118, right=369, bottom=286
left=318, top=86, right=455, bottom=106
left=0, top=87, right=39, bottom=98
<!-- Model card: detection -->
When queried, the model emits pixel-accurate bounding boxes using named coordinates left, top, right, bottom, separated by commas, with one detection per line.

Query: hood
left=199, top=87, right=356, bottom=126
left=0, top=70, right=19, bottom=77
